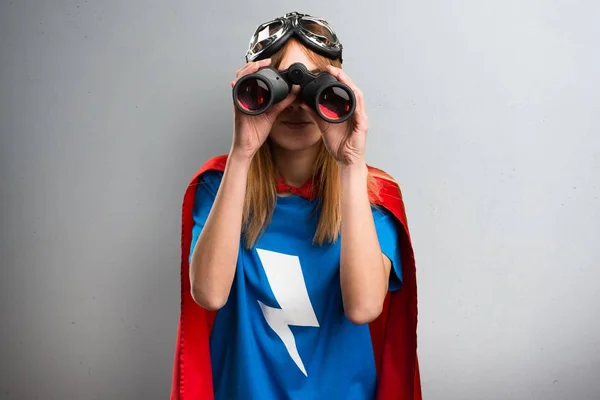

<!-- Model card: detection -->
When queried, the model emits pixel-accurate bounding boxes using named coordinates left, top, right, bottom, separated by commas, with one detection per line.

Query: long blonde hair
left=242, top=39, right=389, bottom=248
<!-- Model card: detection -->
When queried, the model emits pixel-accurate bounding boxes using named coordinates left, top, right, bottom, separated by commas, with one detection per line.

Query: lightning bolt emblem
left=256, top=249, right=319, bottom=377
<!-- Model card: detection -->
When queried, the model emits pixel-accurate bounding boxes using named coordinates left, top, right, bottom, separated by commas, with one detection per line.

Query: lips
left=282, top=120, right=312, bottom=129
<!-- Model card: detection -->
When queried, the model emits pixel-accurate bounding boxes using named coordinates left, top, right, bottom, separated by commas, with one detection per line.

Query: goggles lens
left=298, top=18, right=338, bottom=47
left=248, top=21, right=283, bottom=55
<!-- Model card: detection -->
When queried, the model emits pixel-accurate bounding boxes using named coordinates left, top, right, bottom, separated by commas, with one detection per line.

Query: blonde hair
left=242, top=39, right=391, bottom=248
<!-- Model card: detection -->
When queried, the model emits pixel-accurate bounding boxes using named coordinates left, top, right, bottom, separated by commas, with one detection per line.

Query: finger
left=235, top=62, right=260, bottom=79
left=354, top=108, right=368, bottom=132
left=235, top=58, right=272, bottom=79
left=353, top=96, right=369, bottom=132
left=344, top=88, right=367, bottom=132
left=325, top=65, right=366, bottom=117
left=255, top=58, right=273, bottom=68
left=355, top=87, right=366, bottom=116
left=235, top=60, right=259, bottom=77
left=232, top=63, right=262, bottom=89
left=326, top=65, right=357, bottom=88
left=350, top=88, right=368, bottom=129
left=328, top=66, right=362, bottom=106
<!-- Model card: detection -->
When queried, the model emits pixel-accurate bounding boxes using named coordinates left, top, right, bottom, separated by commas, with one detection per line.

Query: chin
left=269, top=123, right=322, bottom=152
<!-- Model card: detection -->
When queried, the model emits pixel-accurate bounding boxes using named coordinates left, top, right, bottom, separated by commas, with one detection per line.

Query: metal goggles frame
left=245, top=12, right=343, bottom=63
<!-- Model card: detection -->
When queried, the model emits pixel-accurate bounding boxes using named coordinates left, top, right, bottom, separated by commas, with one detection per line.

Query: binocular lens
left=317, top=86, right=352, bottom=122
left=236, top=78, right=271, bottom=112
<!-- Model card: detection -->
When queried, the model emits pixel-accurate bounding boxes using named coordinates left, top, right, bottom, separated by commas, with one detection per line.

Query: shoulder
left=367, top=164, right=398, bottom=185
left=366, top=164, right=403, bottom=197
left=189, top=154, right=228, bottom=184
left=193, top=154, right=228, bottom=178
left=366, top=164, right=410, bottom=227
left=186, top=154, right=228, bottom=198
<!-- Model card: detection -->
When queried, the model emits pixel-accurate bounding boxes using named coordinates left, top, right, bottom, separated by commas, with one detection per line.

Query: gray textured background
left=1, top=0, right=599, bottom=399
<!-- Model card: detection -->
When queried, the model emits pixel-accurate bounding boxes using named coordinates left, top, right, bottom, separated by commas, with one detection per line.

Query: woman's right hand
left=229, top=58, right=298, bottom=160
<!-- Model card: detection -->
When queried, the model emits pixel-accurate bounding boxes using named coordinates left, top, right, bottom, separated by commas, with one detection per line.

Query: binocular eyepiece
left=232, top=63, right=356, bottom=123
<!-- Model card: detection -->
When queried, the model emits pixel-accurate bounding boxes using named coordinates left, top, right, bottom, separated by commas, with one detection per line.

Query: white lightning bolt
left=256, top=248, right=319, bottom=377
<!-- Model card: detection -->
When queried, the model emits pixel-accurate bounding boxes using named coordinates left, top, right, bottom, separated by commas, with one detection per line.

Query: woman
left=171, top=12, right=421, bottom=400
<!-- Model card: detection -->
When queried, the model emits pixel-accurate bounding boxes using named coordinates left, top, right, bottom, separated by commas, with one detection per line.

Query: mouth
left=281, top=120, right=312, bottom=129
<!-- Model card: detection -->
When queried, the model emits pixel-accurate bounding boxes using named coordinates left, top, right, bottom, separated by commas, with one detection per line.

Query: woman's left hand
left=317, top=66, right=368, bottom=166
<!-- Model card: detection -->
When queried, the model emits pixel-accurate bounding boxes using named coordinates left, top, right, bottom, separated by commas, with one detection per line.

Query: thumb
left=266, top=86, right=300, bottom=118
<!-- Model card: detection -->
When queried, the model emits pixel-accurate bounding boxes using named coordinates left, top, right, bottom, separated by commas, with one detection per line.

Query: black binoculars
left=232, top=62, right=356, bottom=123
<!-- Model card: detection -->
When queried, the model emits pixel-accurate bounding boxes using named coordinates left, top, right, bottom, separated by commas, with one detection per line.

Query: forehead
left=277, top=41, right=318, bottom=71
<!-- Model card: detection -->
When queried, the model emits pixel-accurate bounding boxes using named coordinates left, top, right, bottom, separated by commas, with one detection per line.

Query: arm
left=190, top=58, right=299, bottom=310
left=339, top=162, right=392, bottom=324
left=189, top=153, right=251, bottom=310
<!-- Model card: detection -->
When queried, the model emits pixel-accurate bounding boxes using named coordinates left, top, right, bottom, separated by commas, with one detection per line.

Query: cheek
left=302, top=129, right=323, bottom=145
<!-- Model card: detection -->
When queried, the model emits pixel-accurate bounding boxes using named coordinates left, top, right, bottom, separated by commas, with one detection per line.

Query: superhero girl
left=171, top=12, right=422, bottom=400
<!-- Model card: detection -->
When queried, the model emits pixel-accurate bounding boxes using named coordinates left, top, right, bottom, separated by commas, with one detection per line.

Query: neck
left=270, top=142, right=320, bottom=187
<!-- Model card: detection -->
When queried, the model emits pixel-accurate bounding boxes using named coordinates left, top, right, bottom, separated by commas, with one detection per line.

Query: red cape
left=170, top=154, right=422, bottom=399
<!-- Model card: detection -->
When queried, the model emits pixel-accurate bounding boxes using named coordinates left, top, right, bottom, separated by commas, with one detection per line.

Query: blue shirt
left=189, top=170, right=403, bottom=400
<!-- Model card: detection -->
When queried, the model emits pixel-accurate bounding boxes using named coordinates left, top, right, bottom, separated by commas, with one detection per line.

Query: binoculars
left=232, top=63, right=356, bottom=123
